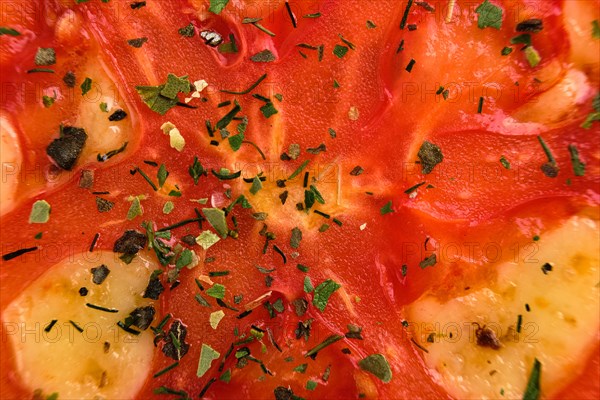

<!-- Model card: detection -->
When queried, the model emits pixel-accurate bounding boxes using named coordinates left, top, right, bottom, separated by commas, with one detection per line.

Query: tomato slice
left=1, top=0, right=598, bottom=399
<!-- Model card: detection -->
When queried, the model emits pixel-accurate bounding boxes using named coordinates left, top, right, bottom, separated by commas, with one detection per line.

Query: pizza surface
left=0, top=0, right=599, bottom=399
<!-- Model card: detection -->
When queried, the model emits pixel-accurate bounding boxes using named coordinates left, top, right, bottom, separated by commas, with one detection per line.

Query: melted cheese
left=407, top=216, right=600, bottom=399
left=2, top=251, right=158, bottom=399
left=0, top=116, right=21, bottom=216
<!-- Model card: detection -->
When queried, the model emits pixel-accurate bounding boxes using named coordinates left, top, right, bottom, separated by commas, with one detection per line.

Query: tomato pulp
left=1, top=0, right=599, bottom=399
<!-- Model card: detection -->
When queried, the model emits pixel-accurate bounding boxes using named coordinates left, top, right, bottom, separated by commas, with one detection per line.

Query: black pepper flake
left=127, top=37, right=148, bottom=48
left=541, top=162, right=559, bottom=178
left=35, top=47, right=56, bottom=66
left=416, top=1, right=435, bottom=12
left=516, top=19, right=543, bottom=33
left=96, top=197, right=114, bottom=213
left=406, top=58, right=416, bottom=72
left=475, top=325, right=501, bottom=350
left=46, top=126, right=88, bottom=170
left=295, top=320, right=312, bottom=341
left=91, top=264, right=110, bottom=285
left=181, top=235, right=196, bottom=246
left=279, top=190, right=289, bottom=205
left=128, top=305, right=156, bottom=330
left=79, top=287, right=88, bottom=296
left=130, top=1, right=146, bottom=9
left=265, top=275, right=274, bottom=287
left=345, top=324, right=364, bottom=340
left=306, top=143, right=326, bottom=154
left=113, top=230, right=146, bottom=255
left=143, top=271, right=165, bottom=300
left=108, top=109, right=127, bottom=121
left=407, top=24, right=417, bottom=31
left=79, top=169, right=94, bottom=188
left=250, top=49, right=276, bottom=63
left=350, top=166, right=364, bottom=176
left=341, top=348, right=351, bottom=354
left=292, top=298, right=308, bottom=317
left=63, top=71, right=76, bottom=87
left=274, top=386, right=295, bottom=400
left=541, top=262, right=553, bottom=274
left=162, top=320, right=190, bottom=360
left=417, top=141, right=444, bottom=174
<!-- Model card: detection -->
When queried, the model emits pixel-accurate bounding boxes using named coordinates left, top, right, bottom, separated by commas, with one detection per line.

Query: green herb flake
left=313, top=279, right=341, bottom=312
left=220, top=369, right=231, bottom=383
left=196, top=231, right=221, bottom=250
left=202, top=208, right=229, bottom=238
left=127, top=196, right=143, bottom=220
left=42, top=94, right=55, bottom=108
left=523, top=358, right=541, bottom=400
left=510, top=33, right=532, bottom=46
left=501, top=46, right=513, bottom=56
left=178, top=23, right=195, bottom=37
left=260, top=102, right=278, bottom=118
left=272, top=298, right=285, bottom=313
left=163, top=201, right=174, bottom=214
left=358, top=354, right=392, bottom=383
left=80, top=77, right=92, bottom=96
left=305, top=334, right=344, bottom=358
left=29, top=200, right=51, bottom=223
left=157, top=164, right=169, bottom=187
left=206, top=283, right=226, bottom=299
left=380, top=201, right=394, bottom=215
left=524, top=46, right=541, bottom=67
left=419, top=254, right=437, bottom=269
left=593, top=20, right=600, bottom=39
left=209, top=0, right=229, bottom=14
left=136, top=74, right=189, bottom=115
left=197, top=343, right=220, bottom=377
left=581, top=93, right=600, bottom=129
left=475, top=0, right=503, bottom=30
left=294, top=363, right=308, bottom=373
left=297, top=264, right=309, bottom=273
left=306, top=380, right=317, bottom=391
left=477, top=96, right=484, bottom=113
left=228, top=133, right=244, bottom=151
left=189, top=157, right=206, bottom=185
left=209, top=310, right=225, bottom=329
left=303, top=12, right=321, bottom=18
left=288, top=159, right=310, bottom=180
left=333, top=44, right=349, bottom=58
left=250, top=176, right=263, bottom=195
left=0, top=27, right=20, bottom=36
left=500, top=156, right=511, bottom=169
left=161, top=74, right=190, bottom=99
left=304, top=276, right=314, bottom=293
left=568, top=144, right=585, bottom=176
left=290, top=227, right=302, bottom=249
left=100, top=102, right=108, bottom=112
left=366, top=20, right=377, bottom=29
